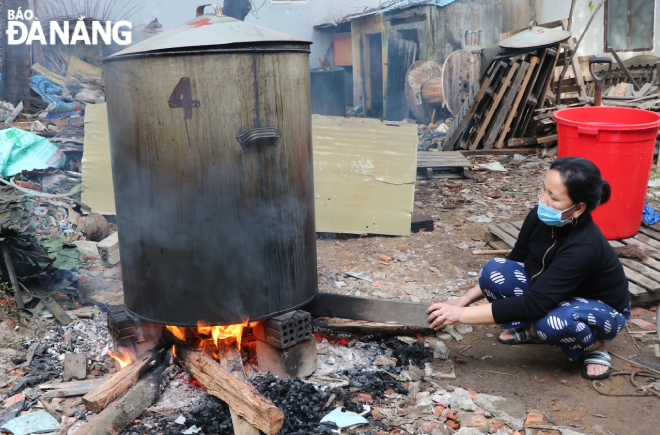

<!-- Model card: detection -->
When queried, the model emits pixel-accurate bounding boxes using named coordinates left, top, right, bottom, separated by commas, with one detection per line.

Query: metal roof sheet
left=314, top=0, right=458, bottom=28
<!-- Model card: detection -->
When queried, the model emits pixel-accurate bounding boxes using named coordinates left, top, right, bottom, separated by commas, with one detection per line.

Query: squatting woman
left=427, top=156, right=631, bottom=380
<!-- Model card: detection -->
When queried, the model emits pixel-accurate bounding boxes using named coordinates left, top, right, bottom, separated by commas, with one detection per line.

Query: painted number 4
left=168, top=77, right=200, bottom=148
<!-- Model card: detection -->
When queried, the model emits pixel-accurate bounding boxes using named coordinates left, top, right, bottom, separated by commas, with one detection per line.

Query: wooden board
left=620, top=259, right=660, bottom=286
left=385, top=39, right=417, bottom=121
left=417, top=150, right=471, bottom=179
left=469, top=62, right=519, bottom=150
left=483, top=60, right=531, bottom=150
left=304, top=293, right=432, bottom=329
left=405, top=60, right=442, bottom=125
left=622, top=265, right=660, bottom=292
left=486, top=225, right=518, bottom=248
left=442, top=50, right=481, bottom=117
left=495, top=56, right=539, bottom=149
left=443, top=79, right=489, bottom=151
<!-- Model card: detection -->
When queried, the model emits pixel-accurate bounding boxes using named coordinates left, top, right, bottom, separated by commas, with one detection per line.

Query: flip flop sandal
left=497, top=326, right=545, bottom=345
left=582, top=350, right=612, bottom=380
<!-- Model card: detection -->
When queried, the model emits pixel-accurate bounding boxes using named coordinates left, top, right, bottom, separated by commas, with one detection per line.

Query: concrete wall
left=126, top=0, right=382, bottom=68
left=502, top=0, right=658, bottom=60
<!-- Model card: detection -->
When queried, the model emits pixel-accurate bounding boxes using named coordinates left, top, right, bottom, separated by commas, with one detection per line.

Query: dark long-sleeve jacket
left=491, top=207, right=630, bottom=324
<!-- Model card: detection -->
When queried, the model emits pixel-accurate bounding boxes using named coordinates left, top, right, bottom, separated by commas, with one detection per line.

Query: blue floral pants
left=479, top=258, right=631, bottom=361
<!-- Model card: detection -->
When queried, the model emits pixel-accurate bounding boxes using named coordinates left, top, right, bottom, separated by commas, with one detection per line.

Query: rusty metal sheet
left=312, top=115, right=417, bottom=236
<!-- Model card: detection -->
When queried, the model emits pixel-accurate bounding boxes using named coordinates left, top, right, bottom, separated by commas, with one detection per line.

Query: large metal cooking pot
left=102, top=4, right=317, bottom=326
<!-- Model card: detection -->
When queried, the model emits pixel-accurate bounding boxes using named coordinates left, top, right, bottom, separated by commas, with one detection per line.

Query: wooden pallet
left=485, top=221, right=660, bottom=305
left=495, top=56, right=539, bottom=149
left=443, top=61, right=508, bottom=151
left=416, top=151, right=471, bottom=179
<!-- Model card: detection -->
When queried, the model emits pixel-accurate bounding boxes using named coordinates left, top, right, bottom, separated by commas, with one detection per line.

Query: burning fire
left=107, top=347, right=133, bottom=369
left=166, top=319, right=258, bottom=360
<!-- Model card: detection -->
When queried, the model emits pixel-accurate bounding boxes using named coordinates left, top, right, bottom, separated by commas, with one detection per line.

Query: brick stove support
left=107, top=305, right=163, bottom=369
left=256, top=338, right=317, bottom=380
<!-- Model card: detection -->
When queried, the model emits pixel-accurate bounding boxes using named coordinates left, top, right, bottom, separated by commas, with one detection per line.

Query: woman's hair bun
left=600, top=179, right=611, bottom=205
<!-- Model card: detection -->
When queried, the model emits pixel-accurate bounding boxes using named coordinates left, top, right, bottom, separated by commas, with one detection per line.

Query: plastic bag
left=0, top=128, right=66, bottom=177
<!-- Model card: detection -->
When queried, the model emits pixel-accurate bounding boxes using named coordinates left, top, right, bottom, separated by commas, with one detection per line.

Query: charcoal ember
left=341, top=369, right=408, bottom=398
left=252, top=374, right=335, bottom=435
left=385, top=339, right=433, bottom=368
left=343, top=401, right=364, bottom=413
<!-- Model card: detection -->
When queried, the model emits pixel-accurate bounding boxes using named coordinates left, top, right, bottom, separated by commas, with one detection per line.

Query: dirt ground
left=316, top=154, right=660, bottom=435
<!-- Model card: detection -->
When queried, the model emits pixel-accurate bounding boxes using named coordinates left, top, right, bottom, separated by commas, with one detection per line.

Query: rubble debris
left=62, top=353, right=87, bottom=381
left=0, top=410, right=60, bottom=435
left=97, top=232, right=119, bottom=265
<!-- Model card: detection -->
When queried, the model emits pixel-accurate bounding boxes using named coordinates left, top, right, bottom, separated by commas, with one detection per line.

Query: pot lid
left=110, top=3, right=309, bottom=58
left=499, top=21, right=571, bottom=50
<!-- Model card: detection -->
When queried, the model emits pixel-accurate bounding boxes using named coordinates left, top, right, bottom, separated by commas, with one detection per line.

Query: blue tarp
left=29, top=76, right=81, bottom=116
left=643, top=204, right=660, bottom=225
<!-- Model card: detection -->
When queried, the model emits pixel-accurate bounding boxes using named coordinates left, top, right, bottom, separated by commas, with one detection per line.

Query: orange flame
left=107, top=348, right=132, bottom=369
left=166, top=325, right=187, bottom=342
left=197, top=320, right=246, bottom=350
left=166, top=319, right=255, bottom=361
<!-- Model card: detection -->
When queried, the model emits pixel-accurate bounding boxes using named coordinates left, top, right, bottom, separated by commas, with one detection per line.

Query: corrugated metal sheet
left=315, top=0, right=458, bottom=27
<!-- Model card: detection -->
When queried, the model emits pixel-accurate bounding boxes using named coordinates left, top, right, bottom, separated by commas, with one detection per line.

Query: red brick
left=379, top=255, right=392, bottom=262
left=445, top=409, right=458, bottom=420
left=465, top=414, right=491, bottom=432
left=355, top=393, right=373, bottom=404
left=421, top=422, right=440, bottom=432
left=446, top=420, right=460, bottom=430
left=524, top=409, right=545, bottom=426
left=491, top=420, right=506, bottom=431
left=629, top=318, right=657, bottom=331
left=433, top=406, right=444, bottom=416
left=3, top=394, right=24, bottom=408
left=397, top=246, right=412, bottom=252
left=371, top=408, right=385, bottom=421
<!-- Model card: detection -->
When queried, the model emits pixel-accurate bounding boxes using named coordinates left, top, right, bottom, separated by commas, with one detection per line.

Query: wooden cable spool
left=405, top=50, right=480, bottom=124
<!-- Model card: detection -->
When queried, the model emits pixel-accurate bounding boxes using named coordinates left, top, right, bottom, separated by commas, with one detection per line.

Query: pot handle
left=236, top=127, right=281, bottom=149
left=196, top=4, right=224, bottom=17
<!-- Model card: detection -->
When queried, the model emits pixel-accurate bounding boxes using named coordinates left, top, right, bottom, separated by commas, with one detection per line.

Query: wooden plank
left=71, top=361, right=170, bottom=435
left=497, top=222, right=520, bottom=239
left=486, top=225, right=518, bottom=248
left=638, top=227, right=660, bottom=242
left=483, top=61, right=531, bottom=149
left=443, top=77, right=492, bottom=151
left=304, top=293, right=432, bottom=329
left=42, top=296, right=72, bottom=325
left=385, top=39, right=417, bottom=121
left=620, top=259, right=660, bottom=285
left=628, top=281, right=648, bottom=296
left=411, top=215, right=434, bottom=233
left=622, top=265, right=660, bottom=291
left=634, top=233, right=660, bottom=250
left=469, top=62, right=519, bottom=150
left=176, top=345, right=285, bottom=435
left=82, top=346, right=167, bottom=413
left=313, top=317, right=427, bottom=336
left=41, top=378, right=107, bottom=398
left=218, top=342, right=260, bottom=435
left=621, top=237, right=660, bottom=261
left=567, top=37, right=587, bottom=98
left=461, top=148, right=538, bottom=156
left=609, top=240, right=625, bottom=247
left=509, top=50, right=549, bottom=138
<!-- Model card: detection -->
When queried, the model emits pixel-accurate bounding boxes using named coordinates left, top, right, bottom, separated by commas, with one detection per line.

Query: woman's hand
left=427, top=303, right=464, bottom=330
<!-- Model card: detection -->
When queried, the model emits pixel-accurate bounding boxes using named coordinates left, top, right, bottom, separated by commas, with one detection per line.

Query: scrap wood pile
left=581, top=55, right=660, bottom=110
left=442, top=19, right=585, bottom=153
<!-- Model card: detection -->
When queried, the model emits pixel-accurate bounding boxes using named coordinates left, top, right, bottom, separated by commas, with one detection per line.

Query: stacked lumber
left=484, top=221, right=660, bottom=305
left=443, top=19, right=587, bottom=152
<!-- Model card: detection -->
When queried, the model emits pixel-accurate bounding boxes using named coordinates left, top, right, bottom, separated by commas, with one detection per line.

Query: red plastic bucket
left=553, top=107, right=660, bottom=239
